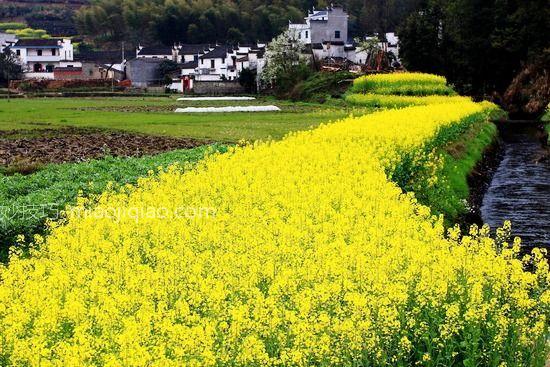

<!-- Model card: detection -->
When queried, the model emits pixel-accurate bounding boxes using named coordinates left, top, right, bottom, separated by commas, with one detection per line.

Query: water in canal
left=481, top=123, right=550, bottom=249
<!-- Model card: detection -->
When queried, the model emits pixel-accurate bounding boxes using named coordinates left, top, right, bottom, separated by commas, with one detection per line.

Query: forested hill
left=0, top=0, right=88, bottom=36
left=74, top=0, right=421, bottom=45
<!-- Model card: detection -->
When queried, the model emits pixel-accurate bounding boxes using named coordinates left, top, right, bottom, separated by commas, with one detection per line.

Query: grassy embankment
left=348, top=73, right=500, bottom=224
left=543, top=109, right=550, bottom=144
left=423, top=121, right=498, bottom=222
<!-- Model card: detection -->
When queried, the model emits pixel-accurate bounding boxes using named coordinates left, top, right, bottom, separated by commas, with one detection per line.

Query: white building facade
left=289, top=5, right=354, bottom=60
left=11, top=38, right=80, bottom=79
left=179, top=44, right=265, bottom=82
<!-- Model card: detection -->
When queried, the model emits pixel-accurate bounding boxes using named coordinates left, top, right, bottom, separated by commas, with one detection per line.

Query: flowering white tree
left=260, top=30, right=310, bottom=88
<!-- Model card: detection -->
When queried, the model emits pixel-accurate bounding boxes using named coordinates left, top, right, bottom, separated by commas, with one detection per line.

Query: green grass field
left=0, top=97, right=370, bottom=142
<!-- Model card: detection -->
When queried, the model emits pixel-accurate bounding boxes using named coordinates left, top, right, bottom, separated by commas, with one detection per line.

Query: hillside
left=0, top=0, right=88, bottom=36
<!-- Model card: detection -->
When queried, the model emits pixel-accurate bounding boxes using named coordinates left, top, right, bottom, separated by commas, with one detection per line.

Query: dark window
left=210, top=59, right=215, bottom=69
left=16, top=50, right=20, bottom=56
left=51, top=48, right=56, bottom=56
left=305, top=31, right=309, bottom=38
left=335, top=30, right=341, bottom=39
left=194, top=55, right=198, bottom=61
left=33, top=63, right=42, bottom=72
left=37, top=49, right=42, bottom=56
left=46, top=64, right=54, bottom=72
left=201, top=59, right=204, bottom=65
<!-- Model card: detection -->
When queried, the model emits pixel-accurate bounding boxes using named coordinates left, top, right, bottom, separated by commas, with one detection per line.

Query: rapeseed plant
left=0, top=101, right=548, bottom=366
left=350, top=72, right=456, bottom=96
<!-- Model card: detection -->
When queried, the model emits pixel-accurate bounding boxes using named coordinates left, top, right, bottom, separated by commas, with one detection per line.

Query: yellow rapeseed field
left=350, top=72, right=456, bottom=96
left=0, top=96, right=549, bottom=365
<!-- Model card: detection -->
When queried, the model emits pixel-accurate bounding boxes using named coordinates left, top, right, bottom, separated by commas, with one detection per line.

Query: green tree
left=0, top=50, right=22, bottom=87
left=398, top=0, right=550, bottom=100
left=238, top=67, right=257, bottom=93
left=260, top=30, right=312, bottom=94
left=158, top=59, right=180, bottom=84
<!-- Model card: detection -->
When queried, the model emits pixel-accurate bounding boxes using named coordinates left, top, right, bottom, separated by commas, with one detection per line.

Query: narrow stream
left=481, top=124, right=550, bottom=249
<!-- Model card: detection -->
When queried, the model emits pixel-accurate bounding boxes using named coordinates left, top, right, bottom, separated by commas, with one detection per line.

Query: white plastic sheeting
left=176, top=96, right=256, bottom=101
left=174, top=105, right=281, bottom=113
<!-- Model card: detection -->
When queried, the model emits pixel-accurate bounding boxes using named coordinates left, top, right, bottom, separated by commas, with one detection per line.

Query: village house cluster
left=1, top=5, right=399, bottom=92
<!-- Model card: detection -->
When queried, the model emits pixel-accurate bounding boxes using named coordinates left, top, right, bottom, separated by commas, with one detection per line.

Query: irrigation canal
left=481, top=122, right=550, bottom=250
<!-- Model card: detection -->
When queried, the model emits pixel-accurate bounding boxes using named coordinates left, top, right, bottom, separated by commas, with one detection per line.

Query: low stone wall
left=10, top=79, right=115, bottom=92
left=193, top=81, right=244, bottom=95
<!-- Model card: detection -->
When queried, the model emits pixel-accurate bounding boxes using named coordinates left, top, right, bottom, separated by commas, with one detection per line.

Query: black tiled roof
left=137, top=46, right=173, bottom=56
left=181, top=60, right=198, bottom=69
left=75, top=50, right=122, bottom=63
left=312, top=43, right=323, bottom=49
left=14, top=38, right=61, bottom=47
left=322, top=41, right=345, bottom=46
left=179, top=44, right=210, bottom=55
left=200, top=46, right=228, bottom=59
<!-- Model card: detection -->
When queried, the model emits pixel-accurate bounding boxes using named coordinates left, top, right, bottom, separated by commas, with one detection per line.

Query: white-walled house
left=384, top=32, right=399, bottom=60
left=11, top=38, right=80, bottom=79
left=185, top=44, right=264, bottom=82
left=353, top=33, right=401, bottom=65
left=201, top=46, right=241, bottom=81
left=289, top=5, right=354, bottom=60
left=157, top=43, right=267, bottom=91
left=178, top=44, right=211, bottom=63
left=136, top=46, right=177, bottom=61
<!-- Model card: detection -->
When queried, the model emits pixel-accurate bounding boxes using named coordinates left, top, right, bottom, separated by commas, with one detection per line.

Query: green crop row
left=345, top=93, right=471, bottom=108
left=0, top=144, right=227, bottom=260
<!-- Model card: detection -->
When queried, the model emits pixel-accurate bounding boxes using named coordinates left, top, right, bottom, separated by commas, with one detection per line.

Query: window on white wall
left=335, top=30, right=341, bottom=39
left=305, top=31, right=309, bottom=38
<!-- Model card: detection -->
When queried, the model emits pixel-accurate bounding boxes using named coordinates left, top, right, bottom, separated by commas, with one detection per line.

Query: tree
left=260, top=30, right=311, bottom=90
left=238, top=68, right=257, bottom=93
left=158, top=60, right=180, bottom=85
left=398, top=0, right=550, bottom=105
left=398, top=4, right=444, bottom=76
left=0, top=50, right=22, bottom=87
left=356, top=36, right=382, bottom=55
